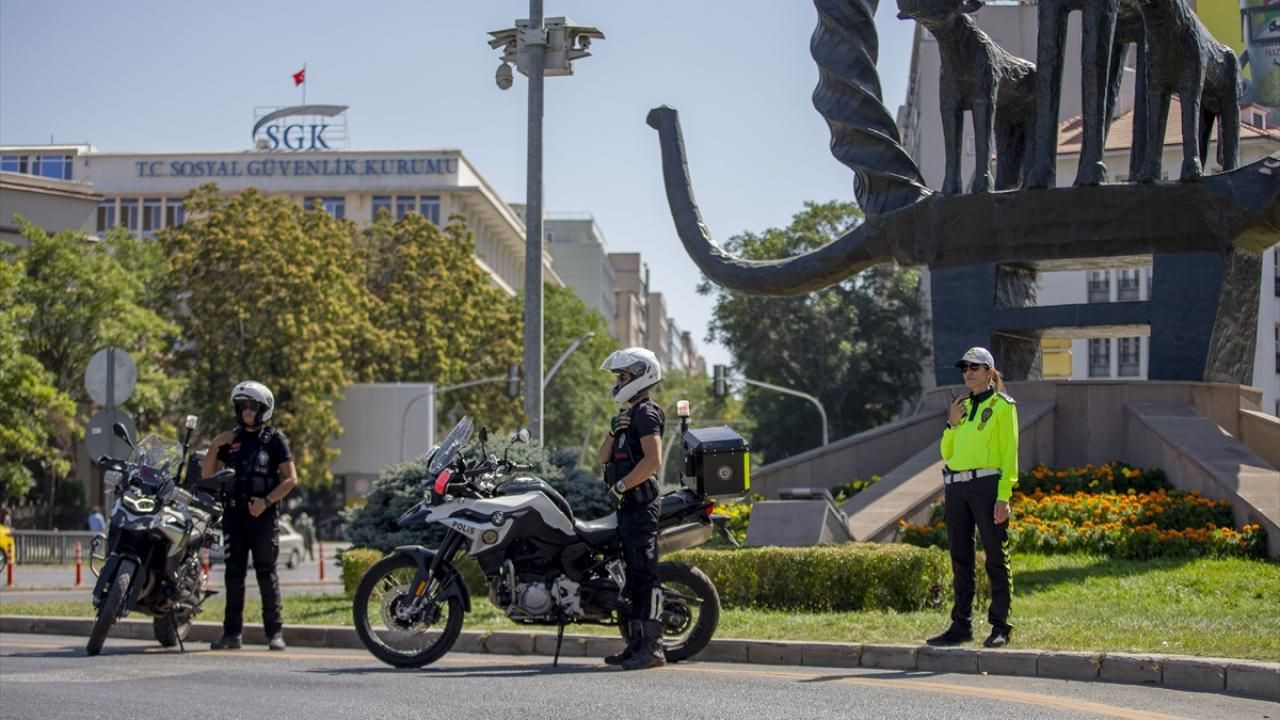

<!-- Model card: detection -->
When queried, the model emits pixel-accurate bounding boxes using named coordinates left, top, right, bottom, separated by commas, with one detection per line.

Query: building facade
left=0, top=164, right=100, bottom=247
left=545, top=213, right=617, bottom=334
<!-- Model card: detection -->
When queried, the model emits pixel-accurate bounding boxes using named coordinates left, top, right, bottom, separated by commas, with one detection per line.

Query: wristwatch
left=614, top=480, right=627, bottom=494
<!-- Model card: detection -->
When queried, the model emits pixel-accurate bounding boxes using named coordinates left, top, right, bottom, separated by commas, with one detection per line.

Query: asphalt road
left=0, top=633, right=1274, bottom=720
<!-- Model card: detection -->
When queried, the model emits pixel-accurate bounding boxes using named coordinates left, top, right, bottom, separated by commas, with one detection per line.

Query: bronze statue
left=1135, top=0, right=1241, bottom=182
left=895, top=0, right=1035, bottom=194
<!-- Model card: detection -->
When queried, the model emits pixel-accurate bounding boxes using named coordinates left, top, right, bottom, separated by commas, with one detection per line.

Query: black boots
left=620, top=620, right=666, bottom=670
left=267, top=633, right=287, bottom=651
left=210, top=633, right=242, bottom=650
left=605, top=621, right=642, bottom=666
left=983, top=625, right=1013, bottom=648
left=926, top=625, right=973, bottom=646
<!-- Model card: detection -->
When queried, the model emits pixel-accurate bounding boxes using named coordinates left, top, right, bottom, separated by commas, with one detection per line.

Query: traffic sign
left=85, top=347, right=136, bottom=408
left=85, top=409, right=136, bottom=462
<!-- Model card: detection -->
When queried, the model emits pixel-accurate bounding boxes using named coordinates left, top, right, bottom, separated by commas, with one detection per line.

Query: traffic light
left=506, top=363, right=522, bottom=398
left=713, top=365, right=727, bottom=398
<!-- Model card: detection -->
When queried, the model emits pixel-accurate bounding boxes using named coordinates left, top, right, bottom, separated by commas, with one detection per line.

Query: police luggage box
left=682, top=426, right=750, bottom=499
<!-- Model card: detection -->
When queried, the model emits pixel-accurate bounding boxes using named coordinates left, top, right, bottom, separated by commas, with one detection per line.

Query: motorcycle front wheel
left=352, top=553, right=465, bottom=668
left=621, top=561, right=720, bottom=663
left=86, top=558, right=135, bottom=656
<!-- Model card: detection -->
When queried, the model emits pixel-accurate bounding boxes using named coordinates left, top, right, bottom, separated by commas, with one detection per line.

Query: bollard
left=74, top=541, right=83, bottom=587
left=5, top=559, right=12, bottom=587
left=317, top=539, right=326, bottom=582
left=201, top=547, right=210, bottom=578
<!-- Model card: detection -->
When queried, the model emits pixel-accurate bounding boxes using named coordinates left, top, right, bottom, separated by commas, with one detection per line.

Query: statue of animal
left=1134, top=0, right=1240, bottom=182
left=896, top=0, right=1036, bottom=194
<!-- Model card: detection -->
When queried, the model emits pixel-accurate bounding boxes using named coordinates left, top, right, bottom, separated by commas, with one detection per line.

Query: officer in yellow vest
left=929, top=347, right=1017, bottom=648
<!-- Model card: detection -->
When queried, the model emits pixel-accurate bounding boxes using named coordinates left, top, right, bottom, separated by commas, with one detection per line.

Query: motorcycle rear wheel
left=153, top=614, right=191, bottom=647
left=86, top=559, right=135, bottom=656
left=621, top=561, right=720, bottom=663
left=352, top=554, right=465, bottom=668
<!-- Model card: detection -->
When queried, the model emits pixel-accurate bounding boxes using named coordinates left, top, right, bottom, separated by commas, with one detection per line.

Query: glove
left=609, top=414, right=624, bottom=437
left=609, top=479, right=626, bottom=501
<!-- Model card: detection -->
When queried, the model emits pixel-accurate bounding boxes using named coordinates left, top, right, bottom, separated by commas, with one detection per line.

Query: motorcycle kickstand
left=553, top=618, right=566, bottom=667
left=173, top=615, right=185, bottom=653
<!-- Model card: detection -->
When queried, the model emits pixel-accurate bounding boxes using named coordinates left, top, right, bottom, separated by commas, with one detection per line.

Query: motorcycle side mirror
left=478, top=426, right=488, bottom=444
left=112, top=422, right=135, bottom=449
left=514, top=428, right=530, bottom=444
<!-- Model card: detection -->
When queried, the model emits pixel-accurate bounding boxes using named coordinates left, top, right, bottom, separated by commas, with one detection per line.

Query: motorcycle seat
left=573, top=516, right=617, bottom=545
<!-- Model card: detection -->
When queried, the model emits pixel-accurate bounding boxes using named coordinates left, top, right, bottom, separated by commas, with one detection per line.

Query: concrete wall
left=749, top=409, right=946, bottom=498
left=1240, top=409, right=1280, bottom=472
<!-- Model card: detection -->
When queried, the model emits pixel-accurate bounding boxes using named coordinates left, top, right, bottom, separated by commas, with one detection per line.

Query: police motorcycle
left=86, top=416, right=230, bottom=656
left=352, top=405, right=746, bottom=669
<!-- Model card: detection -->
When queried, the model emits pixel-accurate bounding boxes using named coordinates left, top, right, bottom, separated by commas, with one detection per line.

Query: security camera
left=495, top=62, right=514, bottom=90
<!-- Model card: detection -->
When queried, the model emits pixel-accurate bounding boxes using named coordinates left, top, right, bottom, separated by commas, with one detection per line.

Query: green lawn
left=4, top=553, right=1277, bottom=660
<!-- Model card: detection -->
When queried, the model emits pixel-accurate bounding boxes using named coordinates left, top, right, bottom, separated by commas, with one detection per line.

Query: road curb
left=2, top=615, right=1276, bottom=701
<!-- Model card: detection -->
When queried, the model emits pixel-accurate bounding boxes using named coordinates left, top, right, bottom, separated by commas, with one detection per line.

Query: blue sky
left=0, top=1, right=916, bottom=372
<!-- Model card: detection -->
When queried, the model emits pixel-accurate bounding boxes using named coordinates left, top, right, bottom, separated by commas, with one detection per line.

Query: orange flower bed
left=900, top=463, right=1267, bottom=559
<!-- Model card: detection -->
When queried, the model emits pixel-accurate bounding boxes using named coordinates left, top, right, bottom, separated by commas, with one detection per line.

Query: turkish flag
left=292, top=68, right=305, bottom=86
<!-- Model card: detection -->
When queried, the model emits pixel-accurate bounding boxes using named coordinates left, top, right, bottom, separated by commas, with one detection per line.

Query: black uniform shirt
left=622, top=399, right=664, bottom=463
left=217, top=426, right=292, bottom=496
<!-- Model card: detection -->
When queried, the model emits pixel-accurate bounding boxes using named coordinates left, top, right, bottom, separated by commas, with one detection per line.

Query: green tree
left=700, top=201, right=928, bottom=463
left=537, top=283, right=616, bottom=455
left=354, top=213, right=523, bottom=433
left=5, top=222, right=183, bottom=511
left=162, top=186, right=373, bottom=487
left=0, top=253, right=77, bottom=505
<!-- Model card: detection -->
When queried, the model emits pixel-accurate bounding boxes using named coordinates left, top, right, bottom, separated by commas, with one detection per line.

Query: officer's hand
left=608, top=479, right=625, bottom=501
left=993, top=500, right=1010, bottom=525
left=249, top=497, right=268, bottom=518
left=212, top=431, right=235, bottom=449
left=610, top=410, right=630, bottom=437
left=948, top=397, right=965, bottom=426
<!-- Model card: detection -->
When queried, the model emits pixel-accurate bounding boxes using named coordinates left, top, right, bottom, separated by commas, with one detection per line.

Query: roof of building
left=1056, top=98, right=1280, bottom=155
left=0, top=171, right=102, bottom=200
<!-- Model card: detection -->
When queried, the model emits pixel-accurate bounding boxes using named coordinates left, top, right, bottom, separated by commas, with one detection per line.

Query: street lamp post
left=743, top=377, right=829, bottom=446
left=543, top=331, right=595, bottom=391
left=397, top=375, right=505, bottom=462
left=489, top=7, right=603, bottom=445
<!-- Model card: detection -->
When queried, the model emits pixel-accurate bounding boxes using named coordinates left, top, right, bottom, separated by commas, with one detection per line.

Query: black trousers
left=222, top=506, right=283, bottom=637
left=944, top=475, right=1012, bottom=630
left=617, top=481, right=661, bottom=621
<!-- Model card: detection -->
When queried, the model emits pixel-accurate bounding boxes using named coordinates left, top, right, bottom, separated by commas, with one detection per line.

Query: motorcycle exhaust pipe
left=657, top=522, right=713, bottom=555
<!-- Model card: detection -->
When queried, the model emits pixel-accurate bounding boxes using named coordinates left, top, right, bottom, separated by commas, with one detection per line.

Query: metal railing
left=10, top=530, right=100, bottom=564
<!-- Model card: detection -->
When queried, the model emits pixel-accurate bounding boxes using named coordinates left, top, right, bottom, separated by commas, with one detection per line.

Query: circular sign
left=85, top=409, right=137, bottom=463
left=84, top=348, right=137, bottom=408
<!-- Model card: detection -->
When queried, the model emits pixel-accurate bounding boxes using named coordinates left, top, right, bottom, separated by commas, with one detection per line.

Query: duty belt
left=943, top=467, right=1001, bottom=485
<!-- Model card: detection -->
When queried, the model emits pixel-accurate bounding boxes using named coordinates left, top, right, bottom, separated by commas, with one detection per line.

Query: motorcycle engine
left=507, top=576, right=585, bottom=621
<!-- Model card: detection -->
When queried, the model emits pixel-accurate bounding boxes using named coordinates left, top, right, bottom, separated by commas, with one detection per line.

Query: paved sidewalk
left=2, top=615, right=1275, bottom=702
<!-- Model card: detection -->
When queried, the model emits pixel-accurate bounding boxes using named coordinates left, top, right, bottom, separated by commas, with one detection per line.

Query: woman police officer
left=928, top=347, right=1017, bottom=649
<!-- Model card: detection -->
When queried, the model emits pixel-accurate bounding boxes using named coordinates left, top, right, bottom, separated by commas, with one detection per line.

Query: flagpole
left=302, top=62, right=306, bottom=105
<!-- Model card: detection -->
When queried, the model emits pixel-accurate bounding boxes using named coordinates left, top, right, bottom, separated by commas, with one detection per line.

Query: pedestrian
left=297, top=512, right=315, bottom=562
left=202, top=380, right=298, bottom=652
left=86, top=507, right=106, bottom=533
left=597, top=347, right=667, bottom=670
left=929, top=347, right=1018, bottom=649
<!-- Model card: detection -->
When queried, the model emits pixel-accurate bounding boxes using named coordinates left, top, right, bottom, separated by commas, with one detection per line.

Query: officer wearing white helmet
left=201, top=380, right=298, bottom=652
left=596, top=347, right=667, bottom=670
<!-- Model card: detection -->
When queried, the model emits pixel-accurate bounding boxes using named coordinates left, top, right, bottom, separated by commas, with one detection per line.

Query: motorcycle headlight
left=122, top=494, right=158, bottom=514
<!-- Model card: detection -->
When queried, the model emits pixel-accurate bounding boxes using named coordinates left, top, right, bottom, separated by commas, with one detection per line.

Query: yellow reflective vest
left=940, top=390, right=1019, bottom=501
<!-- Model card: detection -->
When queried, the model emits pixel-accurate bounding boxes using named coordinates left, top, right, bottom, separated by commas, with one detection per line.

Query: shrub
left=669, top=543, right=960, bottom=612
left=340, top=548, right=383, bottom=596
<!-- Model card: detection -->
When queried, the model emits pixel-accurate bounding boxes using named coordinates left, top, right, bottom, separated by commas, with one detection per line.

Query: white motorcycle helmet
left=231, top=380, right=275, bottom=427
left=600, top=347, right=662, bottom=407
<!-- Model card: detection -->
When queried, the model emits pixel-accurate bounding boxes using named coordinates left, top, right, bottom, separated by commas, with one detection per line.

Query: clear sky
left=0, top=0, right=917, bottom=372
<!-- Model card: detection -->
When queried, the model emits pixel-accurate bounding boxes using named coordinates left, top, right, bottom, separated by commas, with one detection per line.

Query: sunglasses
left=235, top=399, right=262, bottom=412
left=959, top=363, right=988, bottom=373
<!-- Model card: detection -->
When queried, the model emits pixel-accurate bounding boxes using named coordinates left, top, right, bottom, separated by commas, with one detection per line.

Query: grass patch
left=4, top=553, right=1276, bottom=660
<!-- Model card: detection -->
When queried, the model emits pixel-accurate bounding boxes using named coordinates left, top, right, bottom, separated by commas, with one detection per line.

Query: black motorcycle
left=86, top=418, right=229, bottom=656
left=352, top=412, right=738, bottom=668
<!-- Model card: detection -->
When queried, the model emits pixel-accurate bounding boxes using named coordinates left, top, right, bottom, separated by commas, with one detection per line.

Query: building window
left=1117, top=269, right=1140, bottom=302
left=96, top=200, right=116, bottom=233
left=119, top=199, right=138, bottom=232
left=372, top=196, right=392, bottom=220
left=165, top=199, right=185, bottom=228
left=37, top=154, right=73, bottom=180
left=304, top=196, right=345, bottom=219
left=1088, top=338, right=1111, bottom=378
left=0, top=155, right=23, bottom=173
left=1275, top=325, right=1279, bottom=374
left=1118, top=337, right=1141, bottom=377
left=142, top=198, right=162, bottom=234
left=1087, top=271, right=1110, bottom=303
left=395, top=196, right=417, bottom=221
left=419, top=196, right=440, bottom=225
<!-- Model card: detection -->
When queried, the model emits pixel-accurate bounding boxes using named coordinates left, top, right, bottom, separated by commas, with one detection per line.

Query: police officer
left=929, top=347, right=1018, bottom=649
left=203, top=381, right=297, bottom=651
left=597, top=348, right=667, bottom=670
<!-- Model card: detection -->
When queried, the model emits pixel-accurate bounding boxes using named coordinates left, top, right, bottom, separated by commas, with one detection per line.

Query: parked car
left=207, top=518, right=307, bottom=570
